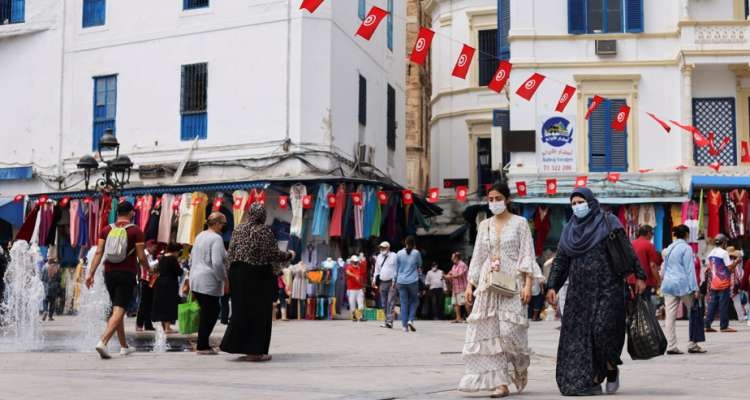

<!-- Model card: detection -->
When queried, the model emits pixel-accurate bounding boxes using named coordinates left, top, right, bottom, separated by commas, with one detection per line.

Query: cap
left=714, top=234, right=729, bottom=245
left=379, top=241, right=390, bottom=248
left=350, top=255, right=360, bottom=263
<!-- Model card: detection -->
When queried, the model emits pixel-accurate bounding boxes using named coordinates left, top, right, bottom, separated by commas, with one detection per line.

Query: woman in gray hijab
left=220, top=203, right=294, bottom=361
left=546, top=187, right=646, bottom=396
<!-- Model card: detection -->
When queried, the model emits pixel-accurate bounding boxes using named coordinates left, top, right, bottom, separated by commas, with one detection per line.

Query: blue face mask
left=572, top=202, right=590, bottom=219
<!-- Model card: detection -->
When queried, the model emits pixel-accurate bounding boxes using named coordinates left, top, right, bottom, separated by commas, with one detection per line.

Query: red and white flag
left=60, top=196, right=71, bottom=207
left=670, top=120, right=702, bottom=136
left=646, top=112, right=671, bottom=133
left=83, top=197, right=93, bottom=205
left=279, top=195, right=289, bottom=209
left=172, top=196, right=181, bottom=211
left=638, top=169, right=654, bottom=174
left=488, top=61, right=512, bottom=93
left=256, top=191, right=266, bottom=205
left=355, top=6, right=388, bottom=40
left=692, top=131, right=709, bottom=148
left=410, top=27, right=434, bottom=65
left=299, top=0, right=324, bottom=13
left=212, top=199, right=222, bottom=211
left=546, top=179, right=557, bottom=195
left=607, top=172, right=621, bottom=183
left=352, top=193, right=363, bottom=207
left=451, top=45, right=475, bottom=79
left=402, top=190, right=414, bottom=205
left=741, top=140, right=750, bottom=163
left=611, top=105, right=630, bottom=132
left=675, top=165, right=689, bottom=171
left=708, top=161, right=722, bottom=172
left=377, top=191, right=388, bottom=205
left=555, top=85, right=576, bottom=113
left=515, top=181, right=527, bottom=197
left=574, top=176, right=588, bottom=188
left=327, top=193, right=337, bottom=208
left=585, top=96, right=604, bottom=120
left=456, top=186, right=468, bottom=202
left=302, top=195, right=313, bottom=209
left=515, top=73, right=546, bottom=101
left=233, top=198, right=242, bottom=209
left=13, top=194, right=24, bottom=202
left=427, top=188, right=439, bottom=203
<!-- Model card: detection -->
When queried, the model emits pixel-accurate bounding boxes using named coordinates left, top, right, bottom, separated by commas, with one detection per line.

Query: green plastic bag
left=178, top=292, right=201, bottom=335
left=444, top=296, right=454, bottom=317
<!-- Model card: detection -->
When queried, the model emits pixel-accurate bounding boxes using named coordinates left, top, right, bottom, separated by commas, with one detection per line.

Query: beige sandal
left=490, top=386, right=510, bottom=398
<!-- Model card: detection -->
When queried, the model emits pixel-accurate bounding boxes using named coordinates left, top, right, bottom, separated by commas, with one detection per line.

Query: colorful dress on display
left=176, top=193, right=193, bottom=245
left=328, top=184, right=346, bottom=238
left=730, top=189, right=748, bottom=237
left=707, top=190, right=722, bottom=239
left=311, top=184, right=332, bottom=237
left=290, top=184, right=306, bottom=238
left=157, top=194, right=175, bottom=244
left=533, top=206, right=551, bottom=256
left=189, top=192, right=208, bottom=245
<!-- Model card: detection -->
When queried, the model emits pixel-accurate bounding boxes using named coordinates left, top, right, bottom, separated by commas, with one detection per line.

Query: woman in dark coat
left=220, top=203, right=294, bottom=361
left=546, top=187, right=647, bottom=396
left=151, top=243, right=183, bottom=333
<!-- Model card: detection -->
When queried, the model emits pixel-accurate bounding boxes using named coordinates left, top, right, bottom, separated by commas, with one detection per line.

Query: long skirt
left=151, top=277, right=178, bottom=322
left=220, top=262, right=274, bottom=355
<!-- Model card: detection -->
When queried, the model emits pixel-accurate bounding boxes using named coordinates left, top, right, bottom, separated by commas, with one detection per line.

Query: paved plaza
left=0, top=317, right=747, bottom=399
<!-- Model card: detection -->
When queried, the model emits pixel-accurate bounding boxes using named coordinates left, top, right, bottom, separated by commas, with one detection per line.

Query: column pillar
left=681, top=64, right=694, bottom=166
left=681, top=0, right=690, bottom=20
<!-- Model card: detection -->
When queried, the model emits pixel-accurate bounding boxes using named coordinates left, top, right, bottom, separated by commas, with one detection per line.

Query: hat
left=117, top=201, right=134, bottom=214
left=714, top=234, right=729, bottom=246
left=350, top=255, right=360, bottom=263
left=379, top=241, right=390, bottom=248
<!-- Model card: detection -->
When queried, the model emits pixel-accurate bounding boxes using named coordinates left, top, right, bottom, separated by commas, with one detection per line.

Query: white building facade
left=0, top=0, right=407, bottom=196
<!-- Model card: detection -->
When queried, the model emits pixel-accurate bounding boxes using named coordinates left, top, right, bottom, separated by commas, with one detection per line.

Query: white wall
left=689, top=0, right=735, bottom=21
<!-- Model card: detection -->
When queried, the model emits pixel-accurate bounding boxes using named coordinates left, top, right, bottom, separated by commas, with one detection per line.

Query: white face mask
left=488, top=201, right=506, bottom=215
left=380, top=250, right=387, bottom=255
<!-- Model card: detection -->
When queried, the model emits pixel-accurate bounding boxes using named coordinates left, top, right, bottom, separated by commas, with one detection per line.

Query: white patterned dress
left=458, top=214, right=543, bottom=392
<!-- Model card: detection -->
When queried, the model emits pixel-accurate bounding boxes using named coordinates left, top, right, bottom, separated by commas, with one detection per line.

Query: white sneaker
left=120, top=346, right=136, bottom=356
left=606, top=370, right=620, bottom=394
left=95, top=341, right=111, bottom=359
left=408, top=321, right=416, bottom=332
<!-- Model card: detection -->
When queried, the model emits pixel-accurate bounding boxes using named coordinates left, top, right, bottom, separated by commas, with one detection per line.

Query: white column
left=681, top=64, right=694, bottom=166
left=681, top=0, right=690, bottom=20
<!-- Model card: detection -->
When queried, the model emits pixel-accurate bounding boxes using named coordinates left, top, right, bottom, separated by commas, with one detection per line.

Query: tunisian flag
left=646, top=112, right=671, bottom=133
left=356, top=6, right=388, bottom=40
left=299, top=0, right=324, bottom=13
left=515, top=181, right=527, bottom=197
left=585, top=96, right=604, bottom=120
left=611, top=105, right=630, bottom=132
left=742, top=140, right=750, bottom=163
left=377, top=191, right=388, bottom=205
left=574, top=176, right=588, bottom=188
left=452, top=45, right=475, bottom=79
left=515, top=73, right=546, bottom=101
left=427, top=188, right=439, bottom=203
left=546, top=179, right=558, bottom=195
left=455, top=186, right=468, bottom=202
left=402, top=190, right=414, bottom=205
left=555, top=85, right=576, bottom=113
left=410, top=27, right=434, bottom=65
left=488, top=61, right=512, bottom=93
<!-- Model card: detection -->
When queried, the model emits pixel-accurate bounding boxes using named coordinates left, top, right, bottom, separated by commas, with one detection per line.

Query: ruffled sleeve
left=515, top=216, right=545, bottom=282
left=468, top=219, right=489, bottom=287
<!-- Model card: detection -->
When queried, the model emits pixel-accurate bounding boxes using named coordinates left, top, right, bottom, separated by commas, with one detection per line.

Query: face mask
left=488, top=201, right=506, bottom=215
left=572, top=202, right=590, bottom=219
left=380, top=250, right=387, bottom=255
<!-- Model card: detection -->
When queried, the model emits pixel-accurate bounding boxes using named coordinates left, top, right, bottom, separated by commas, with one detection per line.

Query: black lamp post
left=77, top=129, right=133, bottom=193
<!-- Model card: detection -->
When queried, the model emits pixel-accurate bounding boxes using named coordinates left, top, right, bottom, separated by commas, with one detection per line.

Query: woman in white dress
left=459, top=181, right=543, bottom=398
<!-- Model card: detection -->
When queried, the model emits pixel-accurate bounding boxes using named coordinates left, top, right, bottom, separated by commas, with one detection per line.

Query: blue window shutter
left=609, top=99, right=628, bottom=172
left=10, top=0, right=24, bottom=23
left=92, top=75, right=117, bottom=151
left=498, top=0, right=510, bottom=60
left=568, top=0, right=586, bottom=34
left=83, top=0, right=106, bottom=28
left=588, top=98, right=609, bottom=172
left=626, top=0, right=644, bottom=33
left=181, top=113, right=207, bottom=141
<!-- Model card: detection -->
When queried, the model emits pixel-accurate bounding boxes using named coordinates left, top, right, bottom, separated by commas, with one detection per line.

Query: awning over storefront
left=690, top=175, right=750, bottom=196
left=0, top=166, right=33, bottom=181
left=0, top=198, right=24, bottom=227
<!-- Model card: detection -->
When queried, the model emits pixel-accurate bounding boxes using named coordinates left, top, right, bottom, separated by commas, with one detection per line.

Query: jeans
left=397, top=282, right=419, bottom=328
left=664, top=294, right=695, bottom=350
left=193, top=292, right=221, bottom=351
left=427, top=288, right=444, bottom=320
left=705, top=289, right=731, bottom=330
left=136, top=281, right=155, bottom=329
left=379, top=280, right=397, bottom=324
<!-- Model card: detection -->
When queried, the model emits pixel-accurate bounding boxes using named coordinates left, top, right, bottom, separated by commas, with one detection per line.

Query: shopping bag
left=444, top=296, right=454, bottom=317
left=626, top=294, right=667, bottom=360
left=178, top=292, right=201, bottom=335
left=688, top=300, right=705, bottom=344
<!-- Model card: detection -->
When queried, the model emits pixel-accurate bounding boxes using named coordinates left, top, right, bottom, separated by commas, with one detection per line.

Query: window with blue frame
left=568, top=0, right=643, bottom=34
left=387, top=0, right=393, bottom=51
left=588, top=98, right=628, bottom=172
left=82, top=0, right=105, bottom=28
left=92, top=75, right=117, bottom=151
left=358, top=0, right=366, bottom=20
left=478, top=29, right=498, bottom=86
left=181, top=63, right=208, bottom=141
left=0, top=0, right=25, bottom=24
left=183, top=0, right=208, bottom=10
left=497, top=0, right=510, bottom=60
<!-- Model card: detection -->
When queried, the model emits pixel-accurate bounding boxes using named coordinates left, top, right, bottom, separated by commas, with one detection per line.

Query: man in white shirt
left=372, top=241, right=397, bottom=329
left=424, top=262, right=445, bottom=320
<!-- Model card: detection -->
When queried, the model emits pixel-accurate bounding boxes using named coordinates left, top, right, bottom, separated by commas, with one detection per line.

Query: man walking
left=86, top=201, right=147, bottom=359
left=705, top=234, right=741, bottom=333
left=424, top=262, right=444, bottom=320
left=630, top=225, right=662, bottom=304
left=445, top=252, right=470, bottom=322
left=395, top=236, right=422, bottom=333
left=136, top=240, right=158, bottom=331
left=373, top=241, right=397, bottom=329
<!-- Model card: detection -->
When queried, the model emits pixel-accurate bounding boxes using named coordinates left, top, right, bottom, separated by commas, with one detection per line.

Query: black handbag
left=627, top=294, right=667, bottom=360
left=602, top=213, right=637, bottom=277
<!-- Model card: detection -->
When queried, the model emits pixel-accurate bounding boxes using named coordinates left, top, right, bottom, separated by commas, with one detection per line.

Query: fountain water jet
left=0, top=240, right=46, bottom=351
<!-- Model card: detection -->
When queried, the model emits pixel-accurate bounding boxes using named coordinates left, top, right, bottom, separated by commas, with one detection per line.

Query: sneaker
left=380, top=322, right=393, bottom=329
left=95, top=341, right=111, bottom=359
left=666, top=348, right=684, bottom=355
left=605, top=370, right=619, bottom=394
left=705, top=327, right=717, bottom=333
left=720, top=328, right=737, bottom=333
left=120, top=346, right=136, bottom=356
left=403, top=327, right=409, bottom=333
left=408, top=321, right=416, bottom=332
left=688, top=345, right=707, bottom=354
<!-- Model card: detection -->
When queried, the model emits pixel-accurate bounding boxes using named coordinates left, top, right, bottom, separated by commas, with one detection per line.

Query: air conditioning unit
left=357, top=144, right=374, bottom=164
left=595, top=40, right=617, bottom=55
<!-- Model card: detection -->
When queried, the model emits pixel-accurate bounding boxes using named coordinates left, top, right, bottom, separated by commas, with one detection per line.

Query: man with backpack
left=85, top=201, right=149, bottom=359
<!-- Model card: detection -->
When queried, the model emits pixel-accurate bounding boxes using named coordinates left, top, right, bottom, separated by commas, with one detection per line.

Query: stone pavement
left=0, top=317, right=747, bottom=400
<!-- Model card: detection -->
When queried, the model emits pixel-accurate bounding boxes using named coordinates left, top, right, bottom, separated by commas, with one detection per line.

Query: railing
left=680, top=20, right=750, bottom=50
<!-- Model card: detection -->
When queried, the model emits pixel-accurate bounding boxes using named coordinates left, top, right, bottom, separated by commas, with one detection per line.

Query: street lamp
left=77, top=129, right=133, bottom=193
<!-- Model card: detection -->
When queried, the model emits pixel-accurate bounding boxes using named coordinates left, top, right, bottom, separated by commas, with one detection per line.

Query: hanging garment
left=637, top=204, right=656, bottom=228
left=15, top=205, right=40, bottom=243
left=362, top=186, right=376, bottom=240
left=69, top=200, right=80, bottom=246
left=371, top=191, right=382, bottom=238
left=730, top=189, right=748, bottom=237
left=707, top=190, right=722, bottom=239
left=37, top=203, right=53, bottom=247
left=291, top=263, right=307, bottom=300
left=219, top=205, right=234, bottom=243
left=137, top=194, right=153, bottom=232
left=685, top=220, right=699, bottom=243
left=88, top=198, right=100, bottom=247
left=176, top=193, right=193, bottom=245
left=617, top=206, right=627, bottom=228
left=157, top=194, right=175, bottom=243
left=533, top=206, right=551, bottom=256
left=328, top=184, right=346, bottom=238
left=98, top=194, right=112, bottom=234
left=724, top=192, right=740, bottom=239
left=145, top=201, right=161, bottom=241
left=44, top=205, right=63, bottom=246
left=232, top=190, right=249, bottom=226
left=30, top=205, right=43, bottom=246
left=189, top=192, right=208, bottom=245
left=670, top=205, right=682, bottom=234
left=303, top=245, right=318, bottom=297
left=353, top=185, right=365, bottom=240
left=342, top=185, right=355, bottom=239
left=681, top=201, right=699, bottom=223
left=77, top=201, right=88, bottom=248
left=653, top=205, right=665, bottom=251
left=311, top=184, right=333, bottom=237
left=625, top=206, right=639, bottom=240
left=108, top=197, right=117, bottom=224
left=290, top=184, right=307, bottom=237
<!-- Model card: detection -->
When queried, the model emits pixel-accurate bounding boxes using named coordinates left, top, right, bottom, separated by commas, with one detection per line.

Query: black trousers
left=193, top=291, right=220, bottom=351
left=220, top=294, right=231, bottom=323
left=136, top=280, right=155, bottom=329
left=428, top=288, right=444, bottom=320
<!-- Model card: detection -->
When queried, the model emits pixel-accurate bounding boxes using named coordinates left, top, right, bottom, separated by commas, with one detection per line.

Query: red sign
left=355, top=6, right=388, bottom=40
left=256, top=191, right=266, bottom=205
left=409, top=27, right=434, bottom=66
left=212, top=199, right=222, bottom=212
left=611, top=105, right=630, bottom=132
left=59, top=196, right=71, bottom=207
left=555, top=85, right=576, bottom=113
left=83, top=197, right=93, bottom=204
left=299, top=0, right=324, bottom=13
left=13, top=194, right=24, bottom=202
left=233, top=198, right=243, bottom=209
left=327, top=193, right=337, bottom=208
left=638, top=169, right=654, bottom=174
left=455, top=186, right=468, bottom=202
left=451, top=45, right=475, bottom=79
left=585, top=95, right=604, bottom=120
left=742, top=140, right=750, bottom=163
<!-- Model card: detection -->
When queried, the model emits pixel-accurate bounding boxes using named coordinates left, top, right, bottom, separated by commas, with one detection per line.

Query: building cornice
left=678, top=20, right=750, bottom=27
left=509, top=30, right=681, bottom=42
left=513, top=58, right=679, bottom=69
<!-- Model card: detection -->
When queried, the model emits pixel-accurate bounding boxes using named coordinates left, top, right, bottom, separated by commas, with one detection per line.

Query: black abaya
left=220, top=262, right=274, bottom=355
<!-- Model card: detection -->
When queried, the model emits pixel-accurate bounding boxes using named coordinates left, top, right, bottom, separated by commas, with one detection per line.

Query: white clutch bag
left=487, top=259, right=517, bottom=297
